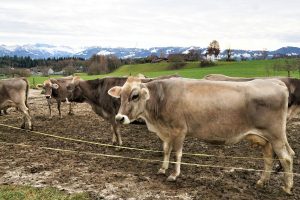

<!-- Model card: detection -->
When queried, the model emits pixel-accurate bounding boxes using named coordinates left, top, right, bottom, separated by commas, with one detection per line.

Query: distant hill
left=0, top=43, right=299, bottom=59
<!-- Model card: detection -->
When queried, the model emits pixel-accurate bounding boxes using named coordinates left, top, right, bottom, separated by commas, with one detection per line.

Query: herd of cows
left=0, top=73, right=299, bottom=195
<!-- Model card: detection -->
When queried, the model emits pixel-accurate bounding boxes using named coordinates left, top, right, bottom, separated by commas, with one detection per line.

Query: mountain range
left=0, top=44, right=300, bottom=60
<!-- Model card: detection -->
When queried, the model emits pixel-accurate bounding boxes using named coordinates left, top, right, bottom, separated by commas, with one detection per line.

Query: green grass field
left=0, top=185, right=90, bottom=200
left=27, top=59, right=298, bottom=86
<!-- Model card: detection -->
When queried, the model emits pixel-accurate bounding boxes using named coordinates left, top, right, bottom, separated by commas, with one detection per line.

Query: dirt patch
left=0, top=89, right=299, bottom=199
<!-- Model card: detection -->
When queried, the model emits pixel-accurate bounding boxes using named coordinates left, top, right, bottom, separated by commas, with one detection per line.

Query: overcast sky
left=0, top=0, right=299, bottom=50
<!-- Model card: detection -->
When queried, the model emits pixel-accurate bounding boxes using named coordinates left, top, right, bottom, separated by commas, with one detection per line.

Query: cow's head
left=108, top=76, right=150, bottom=124
left=43, top=79, right=59, bottom=99
left=66, top=76, right=85, bottom=102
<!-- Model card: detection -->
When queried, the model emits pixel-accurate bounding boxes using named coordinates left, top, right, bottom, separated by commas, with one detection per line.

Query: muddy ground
left=0, top=89, right=299, bottom=200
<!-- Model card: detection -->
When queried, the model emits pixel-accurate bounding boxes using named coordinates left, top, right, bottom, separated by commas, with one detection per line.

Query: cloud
left=0, top=0, right=300, bottom=50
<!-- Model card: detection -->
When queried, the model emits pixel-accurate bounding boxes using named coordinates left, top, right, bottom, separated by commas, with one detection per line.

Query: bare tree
left=225, top=48, right=233, bottom=61
left=207, top=40, right=220, bottom=60
left=261, top=48, right=268, bottom=60
left=63, top=65, right=76, bottom=76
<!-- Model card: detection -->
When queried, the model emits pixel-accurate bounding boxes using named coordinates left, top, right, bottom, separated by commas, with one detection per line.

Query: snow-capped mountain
left=0, top=44, right=299, bottom=60
left=0, top=44, right=80, bottom=59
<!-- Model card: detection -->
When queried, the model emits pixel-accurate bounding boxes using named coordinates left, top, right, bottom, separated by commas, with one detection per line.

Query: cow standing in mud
left=0, top=78, right=32, bottom=130
left=108, top=76, right=294, bottom=194
left=67, top=75, right=179, bottom=146
left=42, top=76, right=78, bottom=119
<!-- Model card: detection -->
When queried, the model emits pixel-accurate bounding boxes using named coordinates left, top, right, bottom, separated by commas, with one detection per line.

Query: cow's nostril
left=46, top=96, right=50, bottom=99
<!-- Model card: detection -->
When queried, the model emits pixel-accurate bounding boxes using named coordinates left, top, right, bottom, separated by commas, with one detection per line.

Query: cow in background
left=109, top=76, right=294, bottom=194
left=42, top=76, right=80, bottom=118
left=0, top=78, right=32, bottom=130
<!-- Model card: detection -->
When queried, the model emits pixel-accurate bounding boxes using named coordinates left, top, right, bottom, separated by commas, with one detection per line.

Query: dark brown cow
left=42, top=76, right=80, bottom=118
left=67, top=75, right=180, bottom=146
left=109, top=76, right=294, bottom=194
left=0, top=78, right=32, bottom=130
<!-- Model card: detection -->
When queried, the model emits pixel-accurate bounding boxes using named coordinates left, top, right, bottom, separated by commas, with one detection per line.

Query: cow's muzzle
left=115, top=114, right=130, bottom=124
left=45, top=95, right=51, bottom=99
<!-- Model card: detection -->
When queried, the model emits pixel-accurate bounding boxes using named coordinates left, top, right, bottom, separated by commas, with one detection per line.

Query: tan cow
left=42, top=76, right=79, bottom=118
left=204, top=74, right=300, bottom=121
left=0, top=77, right=32, bottom=130
left=108, top=76, right=294, bottom=194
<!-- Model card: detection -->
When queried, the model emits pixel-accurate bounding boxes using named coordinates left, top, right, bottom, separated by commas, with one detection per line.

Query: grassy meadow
left=27, top=59, right=299, bottom=86
left=0, top=185, right=90, bottom=200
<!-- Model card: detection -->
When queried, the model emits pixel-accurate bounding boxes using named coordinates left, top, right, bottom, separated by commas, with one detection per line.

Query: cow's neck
left=78, top=80, right=97, bottom=103
left=142, top=83, right=167, bottom=129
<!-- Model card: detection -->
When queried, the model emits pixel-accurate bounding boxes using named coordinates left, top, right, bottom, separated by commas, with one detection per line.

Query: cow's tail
left=22, top=78, right=30, bottom=108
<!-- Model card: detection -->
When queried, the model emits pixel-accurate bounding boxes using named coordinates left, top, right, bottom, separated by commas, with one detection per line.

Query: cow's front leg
left=47, top=99, right=52, bottom=119
left=158, top=140, right=173, bottom=175
left=57, top=101, right=62, bottom=119
left=167, top=136, right=184, bottom=181
left=112, top=124, right=122, bottom=146
left=68, top=102, right=74, bottom=115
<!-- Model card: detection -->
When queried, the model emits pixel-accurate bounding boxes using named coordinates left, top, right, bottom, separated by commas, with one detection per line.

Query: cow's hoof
left=157, top=168, right=166, bottom=175
left=282, top=186, right=292, bottom=195
left=275, top=163, right=283, bottom=173
left=20, top=124, right=25, bottom=129
left=256, top=180, right=264, bottom=188
left=166, top=175, right=177, bottom=182
left=114, top=147, right=122, bottom=152
left=68, top=112, right=74, bottom=116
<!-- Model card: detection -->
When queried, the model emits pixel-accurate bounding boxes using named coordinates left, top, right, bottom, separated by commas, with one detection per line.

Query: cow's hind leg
left=257, top=142, right=273, bottom=187
left=245, top=135, right=273, bottom=187
left=158, top=140, right=173, bottom=175
left=167, top=136, right=185, bottom=181
left=19, top=104, right=32, bottom=130
left=272, top=141, right=293, bottom=194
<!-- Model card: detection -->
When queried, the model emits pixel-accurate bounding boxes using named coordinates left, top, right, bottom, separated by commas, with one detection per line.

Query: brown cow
left=108, top=76, right=294, bottom=194
left=42, top=76, right=79, bottom=118
left=67, top=75, right=180, bottom=146
left=0, top=78, right=32, bottom=130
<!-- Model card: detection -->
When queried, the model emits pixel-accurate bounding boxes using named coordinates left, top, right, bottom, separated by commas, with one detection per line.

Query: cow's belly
left=184, top=109, right=251, bottom=144
left=188, top=124, right=249, bottom=145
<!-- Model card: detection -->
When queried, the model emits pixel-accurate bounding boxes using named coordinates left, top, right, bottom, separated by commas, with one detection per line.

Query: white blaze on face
left=115, top=114, right=131, bottom=124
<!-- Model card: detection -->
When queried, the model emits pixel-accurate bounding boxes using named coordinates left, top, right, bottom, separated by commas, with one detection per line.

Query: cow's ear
left=141, top=87, right=150, bottom=100
left=52, top=83, right=59, bottom=89
left=108, top=86, right=122, bottom=98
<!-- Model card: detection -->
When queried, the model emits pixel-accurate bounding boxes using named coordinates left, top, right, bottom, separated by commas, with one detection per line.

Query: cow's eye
left=131, top=94, right=139, bottom=101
